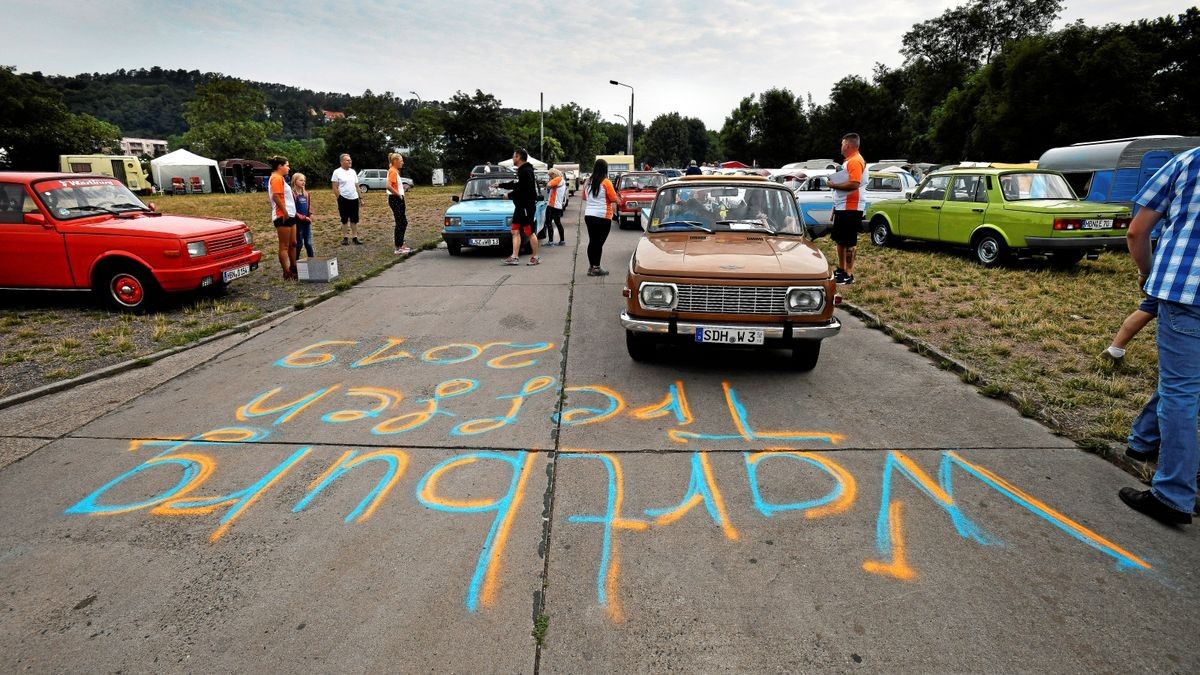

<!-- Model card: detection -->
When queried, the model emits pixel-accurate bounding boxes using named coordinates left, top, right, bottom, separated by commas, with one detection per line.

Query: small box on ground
left=298, top=257, right=339, bottom=282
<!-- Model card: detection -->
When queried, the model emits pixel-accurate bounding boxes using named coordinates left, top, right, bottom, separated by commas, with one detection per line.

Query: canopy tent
left=151, top=149, right=226, bottom=194
left=219, top=158, right=271, bottom=192
left=498, top=156, right=548, bottom=171
left=719, top=160, right=752, bottom=169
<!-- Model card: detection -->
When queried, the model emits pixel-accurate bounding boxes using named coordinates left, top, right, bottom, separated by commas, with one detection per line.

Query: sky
left=5, top=0, right=1193, bottom=130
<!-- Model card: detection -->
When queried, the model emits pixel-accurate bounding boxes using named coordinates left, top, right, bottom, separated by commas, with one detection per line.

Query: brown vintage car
left=621, top=175, right=840, bottom=370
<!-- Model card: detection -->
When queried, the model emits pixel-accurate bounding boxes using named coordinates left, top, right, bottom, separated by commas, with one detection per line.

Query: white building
left=120, top=138, right=169, bottom=157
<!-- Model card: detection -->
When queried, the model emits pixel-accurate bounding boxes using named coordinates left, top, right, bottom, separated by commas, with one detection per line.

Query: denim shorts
left=1138, top=295, right=1159, bottom=316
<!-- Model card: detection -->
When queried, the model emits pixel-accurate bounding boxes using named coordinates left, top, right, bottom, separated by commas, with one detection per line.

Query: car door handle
left=930, top=205, right=941, bottom=210
left=972, top=207, right=984, bottom=213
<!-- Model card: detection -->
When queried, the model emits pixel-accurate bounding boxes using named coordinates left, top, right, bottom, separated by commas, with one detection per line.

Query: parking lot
left=1, top=205, right=1197, bottom=672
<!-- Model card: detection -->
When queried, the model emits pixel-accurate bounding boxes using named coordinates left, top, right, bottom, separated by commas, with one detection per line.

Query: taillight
left=1114, top=218, right=1131, bottom=229
left=1053, top=218, right=1083, bottom=231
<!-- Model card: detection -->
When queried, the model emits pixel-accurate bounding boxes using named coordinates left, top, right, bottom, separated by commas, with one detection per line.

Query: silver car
left=357, top=169, right=414, bottom=193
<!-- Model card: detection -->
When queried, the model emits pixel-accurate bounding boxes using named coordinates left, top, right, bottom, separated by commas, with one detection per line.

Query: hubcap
left=111, top=274, right=143, bottom=306
left=979, top=239, right=999, bottom=262
left=873, top=226, right=886, bottom=244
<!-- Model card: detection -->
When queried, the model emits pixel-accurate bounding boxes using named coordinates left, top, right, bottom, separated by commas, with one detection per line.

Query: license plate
left=222, top=265, right=250, bottom=282
left=1082, top=219, right=1113, bottom=230
left=695, top=327, right=765, bottom=345
left=468, top=238, right=500, bottom=246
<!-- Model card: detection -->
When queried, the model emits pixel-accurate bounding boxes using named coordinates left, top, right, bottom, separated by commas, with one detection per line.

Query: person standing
left=331, top=153, right=362, bottom=245
left=545, top=168, right=567, bottom=246
left=1120, top=146, right=1200, bottom=526
left=685, top=160, right=702, bottom=176
left=827, top=133, right=867, bottom=284
left=583, top=158, right=619, bottom=276
left=387, top=153, right=411, bottom=255
left=498, top=148, right=539, bottom=266
left=292, top=172, right=314, bottom=260
left=268, top=155, right=298, bottom=280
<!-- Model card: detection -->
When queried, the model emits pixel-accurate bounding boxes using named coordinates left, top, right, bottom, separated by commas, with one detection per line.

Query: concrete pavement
left=0, top=202, right=1196, bottom=672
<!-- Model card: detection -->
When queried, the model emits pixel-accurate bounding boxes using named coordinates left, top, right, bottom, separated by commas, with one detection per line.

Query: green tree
left=396, top=105, right=446, bottom=183
left=639, top=113, right=690, bottom=167
left=719, top=96, right=761, bottom=163
left=442, top=90, right=510, bottom=180
left=756, top=88, right=809, bottom=166
left=177, top=79, right=280, bottom=159
left=902, top=0, right=1064, bottom=65
left=0, top=67, right=121, bottom=169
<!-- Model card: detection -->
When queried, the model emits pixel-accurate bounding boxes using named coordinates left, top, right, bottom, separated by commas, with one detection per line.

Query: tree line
left=2, top=1, right=1195, bottom=182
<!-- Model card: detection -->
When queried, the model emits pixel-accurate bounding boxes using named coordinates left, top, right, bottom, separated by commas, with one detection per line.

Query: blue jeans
left=295, top=218, right=314, bottom=258
left=1128, top=299, right=1200, bottom=513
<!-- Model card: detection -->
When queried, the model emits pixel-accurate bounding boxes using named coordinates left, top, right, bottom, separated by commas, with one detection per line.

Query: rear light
left=833, top=293, right=843, bottom=306
left=1053, top=218, right=1083, bottom=231
left=1114, top=218, right=1131, bottom=229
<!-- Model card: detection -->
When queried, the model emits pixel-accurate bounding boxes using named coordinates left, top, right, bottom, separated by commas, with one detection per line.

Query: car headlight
left=639, top=282, right=677, bottom=309
left=243, top=230, right=252, bottom=245
left=186, top=241, right=207, bottom=258
left=786, top=287, right=825, bottom=314
left=445, top=217, right=462, bottom=227
left=504, top=216, right=513, bottom=226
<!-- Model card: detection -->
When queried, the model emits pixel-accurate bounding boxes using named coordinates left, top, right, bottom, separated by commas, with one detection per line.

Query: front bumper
left=620, top=311, right=841, bottom=340
left=443, top=229, right=509, bottom=243
left=1024, top=236, right=1127, bottom=250
left=155, top=249, right=262, bottom=291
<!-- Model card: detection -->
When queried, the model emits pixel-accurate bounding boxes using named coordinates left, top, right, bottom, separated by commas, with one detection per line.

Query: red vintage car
left=0, top=173, right=261, bottom=311
left=614, top=171, right=666, bottom=229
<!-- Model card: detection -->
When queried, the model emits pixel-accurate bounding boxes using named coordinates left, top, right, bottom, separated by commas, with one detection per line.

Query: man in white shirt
left=331, top=153, right=362, bottom=245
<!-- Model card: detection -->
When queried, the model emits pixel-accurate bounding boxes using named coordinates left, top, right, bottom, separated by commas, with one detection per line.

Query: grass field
left=816, top=236, right=1155, bottom=448
left=0, top=186, right=458, bottom=398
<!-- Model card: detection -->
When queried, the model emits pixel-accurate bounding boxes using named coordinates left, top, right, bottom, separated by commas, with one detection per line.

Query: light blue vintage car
left=794, top=169, right=918, bottom=230
left=442, top=173, right=546, bottom=255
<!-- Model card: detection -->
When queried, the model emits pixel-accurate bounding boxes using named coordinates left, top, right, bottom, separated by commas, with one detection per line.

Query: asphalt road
left=1, top=203, right=1197, bottom=673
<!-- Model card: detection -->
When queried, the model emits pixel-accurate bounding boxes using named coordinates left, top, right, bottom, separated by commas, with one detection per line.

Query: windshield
left=34, top=178, right=146, bottom=220
left=999, top=172, right=1076, bottom=201
left=461, top=176, right=515, bottom=200
left=617, top=174, right=666, bottom=191
left=647, top=185, right=804, bottom=235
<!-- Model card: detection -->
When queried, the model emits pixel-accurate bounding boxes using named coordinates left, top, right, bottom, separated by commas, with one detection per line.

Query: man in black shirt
left=499, top=148, right=540, bottom=266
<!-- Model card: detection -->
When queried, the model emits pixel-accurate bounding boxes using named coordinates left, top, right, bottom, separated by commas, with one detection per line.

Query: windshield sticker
left=728, top=223, right=757, bottom=231
left=54, top=179, right=117, bottom=189
left=651, top=219, right=660, bottom=227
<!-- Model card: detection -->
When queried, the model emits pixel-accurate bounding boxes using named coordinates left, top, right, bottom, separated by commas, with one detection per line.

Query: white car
left=357, top=169, right=414, bottom=193
left=794, top=168, right=918, bottom=227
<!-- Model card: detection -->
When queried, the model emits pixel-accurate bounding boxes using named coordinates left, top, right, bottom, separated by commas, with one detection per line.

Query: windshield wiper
left=109, top=202, right=150, bottom=211
left=64, top=205, right=118, bottom=215
left=715, top=220, right=778, bottom=235
left=657, top=221, right=713, bottom=233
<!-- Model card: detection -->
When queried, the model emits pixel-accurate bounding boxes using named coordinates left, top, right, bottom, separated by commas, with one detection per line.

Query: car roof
left=931, top=166, right=1053, bottom=176
left=0, top=172, right=105, bottom=184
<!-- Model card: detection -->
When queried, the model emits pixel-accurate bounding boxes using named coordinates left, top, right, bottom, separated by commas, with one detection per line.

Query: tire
left=358, top=184, right=368, bottom=194
left=1049, top=251, right=1084, bottom=269
left=870, top=218, right=895, bottom=247
left=626, top=330, right=655, bottom=362
left=972, top=232, right=1008, bottom=268
left=446, top=240, right=462, bottom=256
left=790, top=340, right=821, bottom=372
left=634, top=213, right=643, bottom=230
left=97, top=263, right=157, bottom=312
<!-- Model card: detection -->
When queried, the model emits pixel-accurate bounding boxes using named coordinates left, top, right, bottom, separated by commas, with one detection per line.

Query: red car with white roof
left=0, top=173, right=261, bottom=311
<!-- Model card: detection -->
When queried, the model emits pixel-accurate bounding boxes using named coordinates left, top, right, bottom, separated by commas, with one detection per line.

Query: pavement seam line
left=532, top=199, right=584, bottom=673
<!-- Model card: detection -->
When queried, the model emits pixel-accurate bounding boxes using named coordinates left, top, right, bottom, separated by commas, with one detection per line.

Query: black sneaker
left=353, top=237, right=363, bottom=245
left=1119, top=487, right=1192, bottom=525
left=840, top=274, right=855, bottom=285
left=833, top=268, right=847, bottom=283
left=341, top=237, right=350, bottom=246
left=1125, top=445, right=1159, bottom=462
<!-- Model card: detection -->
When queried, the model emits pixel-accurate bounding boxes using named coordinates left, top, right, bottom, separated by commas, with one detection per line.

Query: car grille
left=208, top=232, right=246, bottom=257
left=675, top=285, right=786, bottom=315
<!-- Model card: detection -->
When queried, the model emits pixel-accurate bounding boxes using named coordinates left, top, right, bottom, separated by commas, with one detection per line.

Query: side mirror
left=23, top=212, right=47, bottom=226
left=147, top=201, right=158, bottom=212
left=451, top=195, right=460, bottom=202
left=905, top=190, right=915, bottom=201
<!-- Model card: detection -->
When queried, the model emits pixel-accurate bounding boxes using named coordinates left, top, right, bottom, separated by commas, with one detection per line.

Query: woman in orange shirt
left=387, top=153, right=411, bottom=255
left=583, top=158, right=619, bottom=276
left=268, top=155, right=298, bottom=280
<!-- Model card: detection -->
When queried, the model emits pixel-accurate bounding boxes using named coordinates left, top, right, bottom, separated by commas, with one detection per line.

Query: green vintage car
left=864, top=167, right=1132, bottom=267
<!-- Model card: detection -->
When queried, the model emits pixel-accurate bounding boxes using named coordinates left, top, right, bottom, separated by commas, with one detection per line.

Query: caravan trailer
left=59, top=155, right=151, bottom=194
left=1038, top=136, right=1200, bottom=208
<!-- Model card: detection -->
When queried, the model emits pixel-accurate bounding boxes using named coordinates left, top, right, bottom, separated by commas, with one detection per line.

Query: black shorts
left=512, top=202, right=536, bottom=226
left=337, top=195, right=360, bottom=224
left=832, top=210, right=863, bottom=247
left=273, top=216, right=297, bottom=228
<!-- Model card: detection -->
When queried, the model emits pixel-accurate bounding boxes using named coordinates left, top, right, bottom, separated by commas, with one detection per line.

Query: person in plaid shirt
left=1121, top=145, right=1200, bottom=525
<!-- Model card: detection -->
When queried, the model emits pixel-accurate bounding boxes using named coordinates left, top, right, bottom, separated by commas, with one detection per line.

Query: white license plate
left=222, top=265, right=250, bottom=282
left=468, top=238, right=501, bottom=246
left=1082, top=219, right=1113, bottom=230
left=695, top=327, right=765, bottom=345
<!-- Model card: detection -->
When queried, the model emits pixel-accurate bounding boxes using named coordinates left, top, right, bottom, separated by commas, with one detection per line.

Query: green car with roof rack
left=864, top=166, right=1132, bottom=267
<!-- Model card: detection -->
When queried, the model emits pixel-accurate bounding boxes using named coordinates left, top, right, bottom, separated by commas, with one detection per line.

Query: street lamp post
left=609, top=80, right=633, bottom=156
left=409, top=91, right=422, bottom=107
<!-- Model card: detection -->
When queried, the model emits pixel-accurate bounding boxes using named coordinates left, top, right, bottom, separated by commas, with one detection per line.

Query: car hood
left=446, top=199, right=514, bottom=218
left=66, top=214, right=245, bottom=238
left=619, top=189, right=658, bottom=199
left=633, top=233, right=829, bottom=280
left=1003, top=200, right=1129, bottom=216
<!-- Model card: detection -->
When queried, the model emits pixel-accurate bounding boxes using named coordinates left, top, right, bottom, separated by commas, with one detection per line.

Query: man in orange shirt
left=827, top=133, right=867, bottom=284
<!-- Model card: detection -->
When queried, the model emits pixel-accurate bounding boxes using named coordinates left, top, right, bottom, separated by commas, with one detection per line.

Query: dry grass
left=0, top=187, right=455, bottom=397
left=821, top=236, right=1156, bottom=444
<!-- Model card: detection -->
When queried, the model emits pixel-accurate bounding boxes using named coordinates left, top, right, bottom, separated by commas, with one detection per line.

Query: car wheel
left=358, top=184, right=368, bottom=195
left=98, top=263, right=157, bottom=312
left=446, top=240, right=462, bottom=256
left=626, top=330, right=655, bottom=362
left=1049, top=251, right=1084, bottom=269
left=870, top=218, right=895, bottom=247
left=790, top=340, right=821, bottom=372
left=634, top=213, right=642, bottom=230
left=973, top=232, right=1008, bottom=268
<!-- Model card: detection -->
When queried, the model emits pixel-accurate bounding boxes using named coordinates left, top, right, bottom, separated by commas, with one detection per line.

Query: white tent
left=151, top=149, right=226, bottom=194
left=498, top=156, right=548, bottom=171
